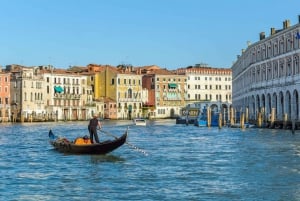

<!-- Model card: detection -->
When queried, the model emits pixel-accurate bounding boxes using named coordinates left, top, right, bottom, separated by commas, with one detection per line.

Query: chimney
left=283, top=20, right=290, bottom=29
left=271, top=27, right=276, bottom=36
left=259, top=32, right=265, bottom=40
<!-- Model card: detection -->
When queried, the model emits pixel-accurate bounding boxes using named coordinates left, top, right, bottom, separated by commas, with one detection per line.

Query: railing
left=54, top=94, right=81, bottom=99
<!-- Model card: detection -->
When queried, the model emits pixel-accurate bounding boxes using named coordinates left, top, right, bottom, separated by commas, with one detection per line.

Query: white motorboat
left=133, top=118, right=147, bottom=126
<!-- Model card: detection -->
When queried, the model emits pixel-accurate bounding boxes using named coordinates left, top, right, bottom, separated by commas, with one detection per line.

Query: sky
left=0, top=0, right=299, bottom=69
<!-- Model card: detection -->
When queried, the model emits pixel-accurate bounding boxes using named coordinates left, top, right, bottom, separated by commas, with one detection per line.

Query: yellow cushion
left=74, top=137, right=92, bottom=145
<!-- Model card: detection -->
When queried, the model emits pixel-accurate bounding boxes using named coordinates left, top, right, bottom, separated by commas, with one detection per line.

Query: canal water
left=1, top=120, right=300, bottom=201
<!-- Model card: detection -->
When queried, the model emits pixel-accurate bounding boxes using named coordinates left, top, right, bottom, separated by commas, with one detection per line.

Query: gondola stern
left=49, top=129, right=57, bottom=140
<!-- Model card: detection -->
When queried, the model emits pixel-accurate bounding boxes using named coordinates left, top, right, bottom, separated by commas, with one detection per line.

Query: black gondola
left=48, top=129, right=127, bottom=154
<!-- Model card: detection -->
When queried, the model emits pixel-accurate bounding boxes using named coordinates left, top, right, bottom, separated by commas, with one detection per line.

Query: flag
left=296, top=32, right=300, bottom=39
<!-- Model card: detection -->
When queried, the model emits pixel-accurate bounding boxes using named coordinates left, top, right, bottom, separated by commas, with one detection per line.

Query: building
left=142, top=67, right=186, bottom=118
left=41, top=66, right=94, bottom=121
left=7, top=64, right=94, bottom=122
left=0, top=67, right=11, bottom=122
left=91, top=64, right=143, bottom=119
left=176, top=64, right=232, bottom=115
left=232, top=16, right=300, bottom=123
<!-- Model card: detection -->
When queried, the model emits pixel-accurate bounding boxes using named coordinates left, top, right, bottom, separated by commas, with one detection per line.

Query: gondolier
left=88, top=114, right=102, bottom=144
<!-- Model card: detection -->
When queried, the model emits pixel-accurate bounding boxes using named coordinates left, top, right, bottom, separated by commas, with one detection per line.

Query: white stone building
left=176, top=64, right=232, bottom=114
left=41, top=66, right=94, bottom=121
left=232, top=17, right=300, bottom=122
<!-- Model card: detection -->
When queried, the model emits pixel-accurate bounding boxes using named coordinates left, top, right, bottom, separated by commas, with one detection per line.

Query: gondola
left=48, top=128, right=128, bottom=154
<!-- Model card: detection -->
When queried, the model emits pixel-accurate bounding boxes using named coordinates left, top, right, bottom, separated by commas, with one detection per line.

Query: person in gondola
left=88, top=114, right=102, bottom=144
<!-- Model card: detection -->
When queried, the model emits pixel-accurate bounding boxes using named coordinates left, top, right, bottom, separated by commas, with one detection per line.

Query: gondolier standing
left=88, top=114, right=102, bottom=143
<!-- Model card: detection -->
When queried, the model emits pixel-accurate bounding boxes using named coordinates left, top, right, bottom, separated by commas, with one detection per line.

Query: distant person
left=88, top=114, right=102, bottom=143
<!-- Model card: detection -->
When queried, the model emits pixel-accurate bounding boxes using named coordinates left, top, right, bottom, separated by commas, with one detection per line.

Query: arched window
left=128, top=89, right=132, bottom=98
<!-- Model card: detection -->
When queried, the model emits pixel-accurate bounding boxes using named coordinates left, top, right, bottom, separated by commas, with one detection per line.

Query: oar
left=99, top=129, right=148, bottom=156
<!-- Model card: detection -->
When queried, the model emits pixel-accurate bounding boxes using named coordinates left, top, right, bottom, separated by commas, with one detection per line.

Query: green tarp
left=54, top=86, right=64, bottom=93
left=168, top=83, right=177, bottom=88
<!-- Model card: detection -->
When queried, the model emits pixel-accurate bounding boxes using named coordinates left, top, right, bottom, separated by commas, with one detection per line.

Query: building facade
left=150, top=68, right=186, bottom=118
left=42, top=67, right=94, bottom=121
left=177, top=64, right=232, bottom=114
left=232, top=17, right=300, bottom=122
left=92, top=64, right=143, bottom=119
left=0, top=69, right=11, bottom=122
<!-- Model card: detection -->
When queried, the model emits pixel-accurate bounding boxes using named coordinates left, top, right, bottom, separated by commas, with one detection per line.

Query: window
left=128, top=89, right=132, bottom=98
left=111, top=78, right=115, bottom=85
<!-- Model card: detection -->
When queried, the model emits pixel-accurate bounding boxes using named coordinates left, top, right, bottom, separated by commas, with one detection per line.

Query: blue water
left=1, top=120, right=300, bottom=201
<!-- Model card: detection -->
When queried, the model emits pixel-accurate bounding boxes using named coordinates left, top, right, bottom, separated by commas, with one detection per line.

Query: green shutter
left=168, top=83, right=177, bottom=88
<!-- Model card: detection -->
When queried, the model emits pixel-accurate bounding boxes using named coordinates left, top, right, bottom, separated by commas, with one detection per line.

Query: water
left=1, top=120, right=300, bottom=201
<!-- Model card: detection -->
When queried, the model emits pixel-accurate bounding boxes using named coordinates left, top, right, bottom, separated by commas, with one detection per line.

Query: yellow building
left=91, top=64, right=143, bottom=119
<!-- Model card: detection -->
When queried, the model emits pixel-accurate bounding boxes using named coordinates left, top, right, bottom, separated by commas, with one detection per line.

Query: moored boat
left=194, top=115, right=207, bottom=127
left=133, top=118, right=147, bottom=126
left=48, top=128, right=127, bottom=154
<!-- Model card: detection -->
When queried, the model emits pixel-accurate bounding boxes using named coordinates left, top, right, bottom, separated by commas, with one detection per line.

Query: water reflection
left=90, top=154, right=125, bottom=164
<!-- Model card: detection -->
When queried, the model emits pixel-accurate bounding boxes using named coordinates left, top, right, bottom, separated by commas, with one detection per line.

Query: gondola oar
left=99, top=129, right=148, bottom=156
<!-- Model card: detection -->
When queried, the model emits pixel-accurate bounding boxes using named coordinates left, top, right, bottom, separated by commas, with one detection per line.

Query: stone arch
left=266, top=93, right=272, bottom=117
left=292, top=89, right=299, bottom=120
left=261, top=93, right=266, bottom=119
left=256, top=94, right=261, bottom=113
left=278, top=91, right=284, bottom=120
left=210, top=104, right=219, bottom=113
left=221, top=103, right=229, bottom=122
left=285, top=90, right=292, bottom=120
left=272, top=92, right=278, bottom=119
left=250, top=95, right=256, bottom=120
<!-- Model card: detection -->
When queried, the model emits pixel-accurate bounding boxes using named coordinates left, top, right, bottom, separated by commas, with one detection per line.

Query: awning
left=54, top=86, right=64, bottom=93
left=168, top=83, right=177, bottom=88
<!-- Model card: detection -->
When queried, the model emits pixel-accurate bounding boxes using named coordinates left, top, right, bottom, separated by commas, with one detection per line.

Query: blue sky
left=0, top=0, right=299, bottom=69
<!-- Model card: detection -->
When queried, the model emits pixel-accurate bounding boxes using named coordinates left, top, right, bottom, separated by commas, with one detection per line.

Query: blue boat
left=194, top=115, right=207, bottom=127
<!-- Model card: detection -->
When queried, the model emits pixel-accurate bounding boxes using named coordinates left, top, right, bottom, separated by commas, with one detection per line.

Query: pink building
left=0, top=72, right=11, bottom=122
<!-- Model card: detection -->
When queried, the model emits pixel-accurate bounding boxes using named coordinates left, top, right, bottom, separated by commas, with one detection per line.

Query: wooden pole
left=270, top=108, right=275, bottom=128
left=218, top=112, right=222, bottom=129
left=241, top=112, right=245, bottom=129
left=283, top=113, right=288, bottom=129
left=207, top=107, right=211, bottom=128
left=257, top=112, right=262, bottom=128
left=292, top=118, right=295, bottom=134
left=245, top=107, right=249, bottom=123
left=230, top=107, right=234, bottom=126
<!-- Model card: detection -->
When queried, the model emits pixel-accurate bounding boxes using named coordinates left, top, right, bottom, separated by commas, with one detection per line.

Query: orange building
left=0, top=72, right=11, bottom=122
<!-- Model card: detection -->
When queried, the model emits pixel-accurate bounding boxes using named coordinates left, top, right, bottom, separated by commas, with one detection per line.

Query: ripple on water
left=1, top=121, right=300, bottom=200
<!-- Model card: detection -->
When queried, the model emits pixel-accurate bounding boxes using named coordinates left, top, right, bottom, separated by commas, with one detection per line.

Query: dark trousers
left=89, top=127, right=100, bottom=143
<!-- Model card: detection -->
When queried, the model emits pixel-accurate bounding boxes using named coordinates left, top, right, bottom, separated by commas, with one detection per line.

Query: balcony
left=54, top=93, right=81, bottom=100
